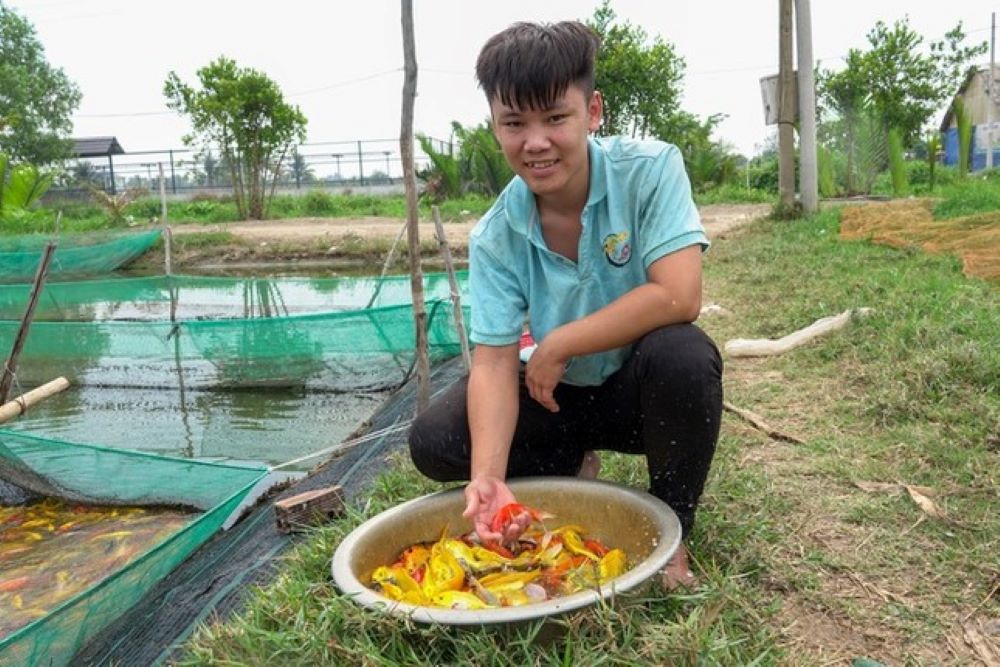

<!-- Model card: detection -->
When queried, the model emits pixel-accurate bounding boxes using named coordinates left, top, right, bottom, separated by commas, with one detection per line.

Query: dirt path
left=171, top=203, right=769, bottom=248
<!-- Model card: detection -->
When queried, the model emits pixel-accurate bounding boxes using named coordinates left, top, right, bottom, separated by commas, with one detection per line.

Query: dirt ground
left=170, top=203, right=770, bottom=250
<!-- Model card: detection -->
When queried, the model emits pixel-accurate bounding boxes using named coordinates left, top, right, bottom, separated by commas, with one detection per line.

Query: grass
left=179, top=205, right=998, bottom=665
left=35, top=192, right=497, bottom=230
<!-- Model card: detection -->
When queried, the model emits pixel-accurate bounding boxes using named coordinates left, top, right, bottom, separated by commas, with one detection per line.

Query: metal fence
left=49, top=137, right=451, bottom=200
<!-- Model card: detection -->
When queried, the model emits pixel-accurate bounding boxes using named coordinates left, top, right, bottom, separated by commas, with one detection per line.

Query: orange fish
left=0, top=576, right=30, bottom=593
left=488, top=503, right=554, bottom=535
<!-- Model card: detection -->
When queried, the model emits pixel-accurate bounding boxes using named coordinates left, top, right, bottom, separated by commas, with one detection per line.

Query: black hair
left=475, top=21, right=600, bottom=111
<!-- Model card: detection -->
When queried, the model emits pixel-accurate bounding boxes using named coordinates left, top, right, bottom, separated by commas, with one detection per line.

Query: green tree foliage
left=887, top=128, right=908, bottom=196
left=925, top=131, right=942, bottom=191
left=0, top=2, right=81, bottom=164
left=0, top=152, right=53, bottom=227
left=818, top=18, right=986, bottom=147
left=418, top=121, right=513, bottom=201
left=586, top=2, right=739, bottom=192
left=586, top=1, right=684, bottom=139
left=955, top=98, right=972, bottom=177
left=164, top=57, right=307, bottom=220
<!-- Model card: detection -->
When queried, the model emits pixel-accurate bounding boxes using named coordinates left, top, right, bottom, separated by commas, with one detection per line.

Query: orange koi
left=0, top=576, right=29, bottom=593
left=488, top=503, right=554, bottom=535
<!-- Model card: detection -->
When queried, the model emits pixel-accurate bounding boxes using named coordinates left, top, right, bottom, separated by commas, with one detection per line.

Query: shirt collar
left=504, top=137, right=608, bottom=235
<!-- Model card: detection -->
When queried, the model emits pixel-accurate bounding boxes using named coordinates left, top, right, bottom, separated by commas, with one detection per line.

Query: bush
left=695, top=184, right=774, bottom=205
left=747, top=156, right=779, bottom=193
left=302, top=190, right=335, bottom=215
left=127, top=197, right=163, bottom=220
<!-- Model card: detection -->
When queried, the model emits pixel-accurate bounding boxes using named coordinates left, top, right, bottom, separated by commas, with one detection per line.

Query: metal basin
left=331, top=477, right=681, bottom=625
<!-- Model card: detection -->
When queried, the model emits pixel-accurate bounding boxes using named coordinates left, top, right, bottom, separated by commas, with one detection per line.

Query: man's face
left=490, top=85, right=603, bottom=200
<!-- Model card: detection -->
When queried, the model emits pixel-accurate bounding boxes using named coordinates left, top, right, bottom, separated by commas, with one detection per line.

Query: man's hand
left=524, top=336, right=568, bottom=413
left=463, top=476, right=529, bottom=543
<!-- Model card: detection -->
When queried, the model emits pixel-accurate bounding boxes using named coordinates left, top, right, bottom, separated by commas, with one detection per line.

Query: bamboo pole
left=0, top=377, right=70, bottom=424
left=400, top=0, right=430, bottom=412
left=0, top=241, right=57, bottom=404
left=432, top=205, right=471, bottom=370
left=365, top=220, right=408, bottom=309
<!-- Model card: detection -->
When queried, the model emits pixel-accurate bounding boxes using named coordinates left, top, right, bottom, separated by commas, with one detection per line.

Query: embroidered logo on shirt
left=602, top=231, right=632, bottom=266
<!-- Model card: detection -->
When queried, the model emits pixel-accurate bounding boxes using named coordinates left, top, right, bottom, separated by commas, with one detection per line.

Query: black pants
left=408, top=324, right=723, bottom=538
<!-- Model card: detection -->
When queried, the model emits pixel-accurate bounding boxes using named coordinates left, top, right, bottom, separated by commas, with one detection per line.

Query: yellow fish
left=432, top=590, right=491, bottom=610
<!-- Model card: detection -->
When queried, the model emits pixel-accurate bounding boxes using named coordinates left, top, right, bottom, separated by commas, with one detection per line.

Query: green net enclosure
left=0, top=270, right=468, bottom=321
left=0, top=430, right=268, bottom=667
left=0, top=230, right=162, bottom=283
left=1, top=299, right=468, bottom=391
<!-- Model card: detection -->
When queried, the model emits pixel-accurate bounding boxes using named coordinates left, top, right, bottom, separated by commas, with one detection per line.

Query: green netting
left=1, top=299, right=469, bottom=390
left=0, top=430, right=268, bottom=667
left=0, top=230, right=162, bottom=283
left=0, top=270, right=468, bottom=321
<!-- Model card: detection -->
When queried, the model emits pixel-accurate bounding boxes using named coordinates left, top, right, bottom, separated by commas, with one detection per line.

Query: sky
left=7, top=0, right=1000, bottom=161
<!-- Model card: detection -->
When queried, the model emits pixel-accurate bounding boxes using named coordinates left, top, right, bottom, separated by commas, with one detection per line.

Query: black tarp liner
left=73, top=357, right=466, bottom=666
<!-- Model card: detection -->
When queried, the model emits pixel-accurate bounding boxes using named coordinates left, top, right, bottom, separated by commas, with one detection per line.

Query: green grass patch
left=694, top=184, right=774, bottom=206
left=931, top=171, right=1000, bottom=219
left=181, top=205, right=998, bottom=665
left=38, top=192, right=495, bottom=230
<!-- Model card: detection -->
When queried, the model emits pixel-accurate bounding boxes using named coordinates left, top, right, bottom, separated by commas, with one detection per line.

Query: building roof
left=73, top=136, right=125, bottom=158
left=939, top=65, right=1000, bottom=131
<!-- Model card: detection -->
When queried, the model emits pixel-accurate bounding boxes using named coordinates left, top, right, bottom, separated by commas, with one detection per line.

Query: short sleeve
left=468, top=237, right=526, bottom=346
left=637, top=145, right=709, bottom=269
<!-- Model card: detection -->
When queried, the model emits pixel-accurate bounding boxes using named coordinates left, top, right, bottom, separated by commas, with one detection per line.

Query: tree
left=417, top=120, right=513, bottom=200
left=0, top=2, right=81, bottom=164
left=586, top=1, right=684, bottom=139
left=287, top=151, right=315, bottom=187
left=819, top=18, right=986, bottom=147
left=164, top=57, right=307, bottom=220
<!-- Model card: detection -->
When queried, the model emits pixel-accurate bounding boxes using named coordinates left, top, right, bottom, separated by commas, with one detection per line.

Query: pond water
left=6, top=385, right=391, bottom=472
left=1, top=264, right=463, bottom=472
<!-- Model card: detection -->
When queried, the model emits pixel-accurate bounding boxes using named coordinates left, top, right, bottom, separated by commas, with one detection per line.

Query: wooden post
left=0, top=377, right=70, bottom=424
left=158, top=162, right=168, bottom=223
left=0, top=242, right=57, bottom=403
left=432, top=205, right=471, bottom=370
left=400, top=0, right=430, bottom=412
left=163, top=226, right=173, bottom=277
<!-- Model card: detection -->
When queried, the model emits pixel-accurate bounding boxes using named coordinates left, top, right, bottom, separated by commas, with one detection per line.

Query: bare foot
left=660, top=543, right=699, bottom=591
left=577, top=451, right=601, bottom=479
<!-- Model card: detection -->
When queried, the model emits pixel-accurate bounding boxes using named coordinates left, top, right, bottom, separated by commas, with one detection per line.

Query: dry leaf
left=903, top=485, right=946, bottom=520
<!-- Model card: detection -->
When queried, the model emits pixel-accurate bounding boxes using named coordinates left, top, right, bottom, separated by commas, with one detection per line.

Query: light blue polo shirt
left=468, top=136, right=708, bottom=386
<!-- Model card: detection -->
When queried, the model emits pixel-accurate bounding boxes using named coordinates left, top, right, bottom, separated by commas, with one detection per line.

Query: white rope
left=270, top=420, right=412, bottom=471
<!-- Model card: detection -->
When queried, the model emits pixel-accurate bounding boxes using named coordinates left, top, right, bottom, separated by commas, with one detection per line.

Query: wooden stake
left=163, top=226, right=173, bottom=277
left=0, top=377, right=70, bottom=424
left=365, top=220, right=408, bottom=309
left=400, top=0, right=430, bottom=412
left=432, top=205, right=471, bottom=370
left=0, top=241, right=57, bottom=403
left=723, top=401, right=805, bottom=444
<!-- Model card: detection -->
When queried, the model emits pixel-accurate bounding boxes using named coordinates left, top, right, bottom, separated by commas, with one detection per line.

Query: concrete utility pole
left=778, top=0, right=796, bottom=210
left=988, top=12, right=995, bottom=170
left=795, top=0, right=818, bottom=213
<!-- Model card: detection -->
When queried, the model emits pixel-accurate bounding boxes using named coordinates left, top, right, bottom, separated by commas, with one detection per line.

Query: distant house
left=939, top=66, right=1000, bottom=170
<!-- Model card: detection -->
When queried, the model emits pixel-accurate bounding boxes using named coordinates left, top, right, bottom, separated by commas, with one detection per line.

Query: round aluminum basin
left=331, top=477, right=681, bottom=625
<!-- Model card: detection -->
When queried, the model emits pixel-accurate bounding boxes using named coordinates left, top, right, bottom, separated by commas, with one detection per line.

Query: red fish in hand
left=489, top=503, right=554, bottom=536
